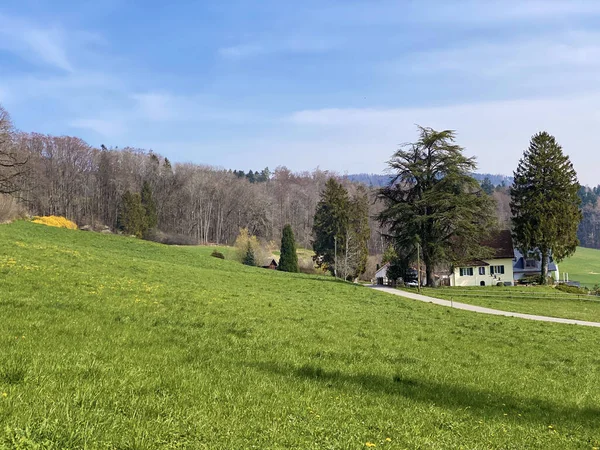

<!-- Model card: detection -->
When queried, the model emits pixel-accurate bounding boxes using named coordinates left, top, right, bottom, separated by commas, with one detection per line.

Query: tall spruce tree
left=510, top=131, right=581, bottom=284
left=345, top=185, right=370, bottom=279
left=141, top=181, right=158, bottom=230
left=119, top=191, right=146, bottom=238
left=242, top=241, right=256, bottom=266
left=378, top=126, right=496, bottom=286
left=279, top=224, right=299, bottom=272
left=481, top=177, right=494, bottom=196
left=312, top=178, right=350, bottom=276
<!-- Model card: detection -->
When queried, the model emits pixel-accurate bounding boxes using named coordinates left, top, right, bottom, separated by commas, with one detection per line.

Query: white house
left=451, top=230, right=515, bottom=287
left=375, top=263, right=390, bottom=285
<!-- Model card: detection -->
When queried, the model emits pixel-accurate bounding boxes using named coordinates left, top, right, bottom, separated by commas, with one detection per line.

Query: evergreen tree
left=345, top=186, right=370, bottom=279
left=119, top=191, right=146, bottom=238
left=510, top=131, right=581, bottom=284
left=381, top=245, right=397, bottom=265
left=481, top=177, right=494, bottom=195
left=258, top=167, right=271, bottom=182
left=279, top=224, right=299, bottom=272
left=312, top=178, right=350, bottom=276
left=378, top=126, right=496, bottom=286
left=141, top=180, right=158, bottom=230
left=242, top=241, right=256, bottom=266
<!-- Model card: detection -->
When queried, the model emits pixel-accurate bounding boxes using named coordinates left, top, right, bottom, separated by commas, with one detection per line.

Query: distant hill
left=347, top=173, right=513, bottom=187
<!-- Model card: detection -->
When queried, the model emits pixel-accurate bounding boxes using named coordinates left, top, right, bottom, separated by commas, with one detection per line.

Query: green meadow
left=415, top=286, right=600, bottom=323
left=561, top=247, right=600, bottom=288
left=1, top=221, right=600, bottom=449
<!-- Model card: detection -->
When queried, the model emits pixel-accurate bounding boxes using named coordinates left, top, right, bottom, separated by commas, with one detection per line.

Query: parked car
left=405, top=280, right=419, bottom=288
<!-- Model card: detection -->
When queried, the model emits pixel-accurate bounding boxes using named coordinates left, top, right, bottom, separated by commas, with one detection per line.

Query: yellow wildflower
left=1, top=392, right=7, bottom=397
left=366, top=443, right=376, bottom=448
left=385, top=438, right=391, bottom=442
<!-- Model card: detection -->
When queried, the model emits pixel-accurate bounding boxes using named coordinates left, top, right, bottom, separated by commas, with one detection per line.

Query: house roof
left=481, top=230, right=514, bottom=259
left=513, top=249, right=558, bottom=273
left=375, top=263, right=390, bottom=277
left=467, top=259, right=490, bottom=267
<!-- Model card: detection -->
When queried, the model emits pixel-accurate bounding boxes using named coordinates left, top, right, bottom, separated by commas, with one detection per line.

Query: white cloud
left=69, top=118, right=126, bottom=137
left=399, top=30, right=600, bottom=79
left=0, top=14, right=74, bottom=71
left=132, top=93, right=176, bottom=121
left=218, top=36, right=339, bottom=60
left=286, top=94, right=600, bottom=185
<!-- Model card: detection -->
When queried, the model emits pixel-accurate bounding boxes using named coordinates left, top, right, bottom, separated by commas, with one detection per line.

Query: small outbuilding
left=262, top=259, right=278, bottom=270
left=375, top=263, right=390, bottom=285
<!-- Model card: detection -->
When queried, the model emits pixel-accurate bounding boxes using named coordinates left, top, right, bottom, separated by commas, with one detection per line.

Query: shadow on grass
left=250, top=361, right=600, bottom=428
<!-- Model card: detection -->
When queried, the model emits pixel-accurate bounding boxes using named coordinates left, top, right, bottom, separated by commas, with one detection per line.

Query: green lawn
left=561, top=246, right=600, bottom=288
left=1, top=222, right=600, bottom=449
left=414, top=286, right=600, bottom=323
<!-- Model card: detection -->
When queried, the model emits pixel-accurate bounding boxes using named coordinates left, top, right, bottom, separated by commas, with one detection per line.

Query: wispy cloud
left=399, top=30, right=600, bottom=78
left=69, top=118, right=126, bottom=137
left=218, top=36, right=340, bottom=60
left=319, top=0, right=600, bottom=27
left=286, top=93, right=600, bottom=184
left=0, top=13, right=74, bottom=71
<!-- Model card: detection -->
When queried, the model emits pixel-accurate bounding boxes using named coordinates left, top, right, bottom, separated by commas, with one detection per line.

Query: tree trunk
left=423, top=250, right=434, bottom=287
left=540, top=250, right=549, bottom=285
left=426, top=265, right=434, bottom=287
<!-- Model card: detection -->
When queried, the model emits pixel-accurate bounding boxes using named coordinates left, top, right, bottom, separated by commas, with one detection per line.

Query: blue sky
left=1, top=1, right=600, bottom=184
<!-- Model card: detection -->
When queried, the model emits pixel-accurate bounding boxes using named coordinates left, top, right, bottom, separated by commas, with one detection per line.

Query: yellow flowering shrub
left=32, top=216, right=78, bottom=230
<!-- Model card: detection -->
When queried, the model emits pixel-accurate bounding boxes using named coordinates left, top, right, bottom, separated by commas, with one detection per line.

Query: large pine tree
left=312, top=178, right=350, bottom=276
left=345, top=185, right=370, bottom=279
left=378, top=126, right=496, bottom=286
left=510, top=131, right=581, bottom=284
left=279, top=224, right=299, bottom=272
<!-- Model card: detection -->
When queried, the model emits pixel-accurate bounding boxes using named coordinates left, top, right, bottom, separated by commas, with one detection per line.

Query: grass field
left=414, top=286, right=600, bottom=323
left=561, top=246, right=600, bottom=288
left=1, top=222, right=600, bottom=448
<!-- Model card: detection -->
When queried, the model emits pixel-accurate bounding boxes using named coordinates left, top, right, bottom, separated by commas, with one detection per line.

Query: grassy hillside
left=1, top=222, right=599, bottom=449
left=561, top=246, right=600, bottom=288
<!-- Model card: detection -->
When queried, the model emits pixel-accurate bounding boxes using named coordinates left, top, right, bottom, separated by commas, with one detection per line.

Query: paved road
left=369, top=285, right=600, bottom=328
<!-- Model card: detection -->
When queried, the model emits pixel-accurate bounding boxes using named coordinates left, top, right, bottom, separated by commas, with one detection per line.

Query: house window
left=459, top=267, right=474, bottom=276
left=478, top=267, right=485, bottom=275
left=525, top=258, right=536, bottom=268
left=490, top=265, right=505, bottom=275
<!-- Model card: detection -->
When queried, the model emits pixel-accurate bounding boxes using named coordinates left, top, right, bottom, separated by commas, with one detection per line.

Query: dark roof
left=513, top=249, right=558, bottom=273
left=466, top=259, right=490, bottom=267
left=481, top=230, right=514, bottom=259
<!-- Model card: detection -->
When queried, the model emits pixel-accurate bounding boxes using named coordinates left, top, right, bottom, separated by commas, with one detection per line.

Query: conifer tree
left=242, top=241, right=256, bottom=266
left=481, top=177, right=494, bottom=195
left=119, top=191, right=146, bottom=237
left=279, top=224, right=299, bottom=272
left=511, top=131, right=581, bottom=284
left=378, top=126, right=496, bottom=286
left=312, top=178, right=350, bottom=276
left=141, top=181, right=157, bottom=230
left=345, top=185, right=370, bottom=279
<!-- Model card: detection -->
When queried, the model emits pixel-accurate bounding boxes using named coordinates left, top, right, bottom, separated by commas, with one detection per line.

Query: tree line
left=0, top=104, right=380, bottom=255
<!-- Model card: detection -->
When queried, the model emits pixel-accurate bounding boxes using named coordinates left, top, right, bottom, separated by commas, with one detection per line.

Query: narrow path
left=369, top=285, right=600, bottom=328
